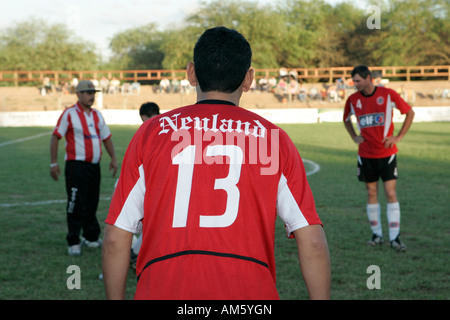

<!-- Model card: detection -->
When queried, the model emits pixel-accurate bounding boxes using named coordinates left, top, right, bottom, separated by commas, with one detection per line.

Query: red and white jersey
left=52, top=102, right=111, bottom=163
left=343, top=86, right=412, bottom=158
left=106, top=101, right=322, bottom=300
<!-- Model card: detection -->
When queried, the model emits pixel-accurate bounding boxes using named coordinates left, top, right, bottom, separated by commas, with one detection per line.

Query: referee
left=50, top=80, right=118, bottom=256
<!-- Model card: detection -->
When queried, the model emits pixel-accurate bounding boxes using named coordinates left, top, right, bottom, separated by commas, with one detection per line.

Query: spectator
left=100, top=77, right=109, bottom=94
left=159, top=78, right=170, bottom=94
left=108, top=77, right=121, bottom=94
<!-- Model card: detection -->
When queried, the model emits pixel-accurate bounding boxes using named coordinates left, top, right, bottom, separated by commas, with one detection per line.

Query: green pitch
left=0, top=122, right=448, bottom=299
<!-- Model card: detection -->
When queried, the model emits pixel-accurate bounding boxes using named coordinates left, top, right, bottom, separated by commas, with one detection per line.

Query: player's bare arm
left=103, top=138, right=118, bottom=177
left=49, top=134, right=61, bottom=181
left=293, top=225, right=331, bottom=300
left=382, top=108, right=415, bottom=148
left=102, top=224, right=133, bottom=299
left=344, top=119, right=364, bottom=144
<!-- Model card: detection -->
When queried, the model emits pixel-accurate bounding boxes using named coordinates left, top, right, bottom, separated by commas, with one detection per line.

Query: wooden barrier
left=0, top=65, right=449, bottom=86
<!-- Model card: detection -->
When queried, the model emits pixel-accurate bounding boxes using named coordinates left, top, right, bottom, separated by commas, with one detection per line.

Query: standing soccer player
left=102, top=27, right=330, bottom=300
left=343, top=65, right=414, bottom=251
left=50, top=80, right=118, bottom=256
left=130, top=102, right=160, bottom=268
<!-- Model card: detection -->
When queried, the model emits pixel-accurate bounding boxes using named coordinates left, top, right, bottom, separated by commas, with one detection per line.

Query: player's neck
left=196, top=89, right=242, bottom=107
left=77, top=101, right=92, bottom=113
left=361, top=83, right=376, bottom=96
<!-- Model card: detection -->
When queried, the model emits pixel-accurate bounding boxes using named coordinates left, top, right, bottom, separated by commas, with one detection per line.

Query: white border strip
left=1, top=106, right=449, bottom=127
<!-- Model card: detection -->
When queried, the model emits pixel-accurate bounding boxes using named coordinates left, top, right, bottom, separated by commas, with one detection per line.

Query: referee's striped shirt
left=52, top=102, right=111, bottom=163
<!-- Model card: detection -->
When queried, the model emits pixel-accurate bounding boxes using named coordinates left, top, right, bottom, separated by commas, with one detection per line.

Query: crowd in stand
left=152, top=69, right=358, bottom=104
left=39, top=76, right=141, bottom=96
left=251, top=68, right=358, bottom=103
left=154, top=77, right=194, bottom=95
left=39, top=71, right=449, bottom=104
left=255, top=73, right=356, bottom=103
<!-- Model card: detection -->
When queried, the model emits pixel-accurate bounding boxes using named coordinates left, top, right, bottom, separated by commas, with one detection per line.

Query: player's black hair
left=351, top=65, right=372, bottom=80
left=139, top=102, right=160, bottom=117
left=193, top=26, right=252, bottom=93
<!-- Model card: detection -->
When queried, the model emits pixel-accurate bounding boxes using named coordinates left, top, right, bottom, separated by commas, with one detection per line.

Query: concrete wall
left=1, top=106, right=449, bottom=127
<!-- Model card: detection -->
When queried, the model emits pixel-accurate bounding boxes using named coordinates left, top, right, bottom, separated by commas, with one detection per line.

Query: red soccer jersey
left=343, top=86, right=412, bottom=158
left=52, top=103, right=111, bottom=163
left=106, top=101, right=322, bottom=300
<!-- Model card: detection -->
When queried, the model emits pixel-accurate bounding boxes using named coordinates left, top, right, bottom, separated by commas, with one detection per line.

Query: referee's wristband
left=50, top=163, right=59, bottom=168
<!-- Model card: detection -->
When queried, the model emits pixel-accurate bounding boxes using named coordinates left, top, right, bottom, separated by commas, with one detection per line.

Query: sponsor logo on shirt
left=159, top=113, right=266, bottom=138
left=358, top=113, right=385, bottom=128
left=159, top=112, right=279, bottom=175
left=376, top=96, right=385, bottom=105
left=84, top=134, right=99, bottom=140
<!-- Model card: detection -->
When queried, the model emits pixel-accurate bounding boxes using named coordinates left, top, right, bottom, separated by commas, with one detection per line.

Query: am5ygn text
left=177, top=304, right=272, bottom=317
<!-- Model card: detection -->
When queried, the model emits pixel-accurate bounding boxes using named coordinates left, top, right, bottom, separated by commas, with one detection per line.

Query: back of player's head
left=140, top=102, right=160, bottom=118
left=351, top=65, right=372, bottom=80
left=193, top=26, right=252, bottom=93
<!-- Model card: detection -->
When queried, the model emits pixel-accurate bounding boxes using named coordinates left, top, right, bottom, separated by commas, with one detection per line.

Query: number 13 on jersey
left=172, top=145, right=243, bottom=228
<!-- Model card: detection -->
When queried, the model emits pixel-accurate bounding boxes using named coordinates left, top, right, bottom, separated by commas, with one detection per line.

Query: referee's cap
left=76, top=80, right=100, bottom=92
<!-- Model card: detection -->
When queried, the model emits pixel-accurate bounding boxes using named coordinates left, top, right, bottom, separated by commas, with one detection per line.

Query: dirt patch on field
left=0, top=80, right=448, bottom=112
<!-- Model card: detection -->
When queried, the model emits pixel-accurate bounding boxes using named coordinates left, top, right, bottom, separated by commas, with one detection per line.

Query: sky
left=0, top=0, right=351, bottom=61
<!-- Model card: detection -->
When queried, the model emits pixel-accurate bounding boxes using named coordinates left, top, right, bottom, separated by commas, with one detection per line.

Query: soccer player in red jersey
left=50, top=80, right=118, bottom=256
left=343, top=65, right=415, bottom=251
left=102, top=27, right=330, bottom=300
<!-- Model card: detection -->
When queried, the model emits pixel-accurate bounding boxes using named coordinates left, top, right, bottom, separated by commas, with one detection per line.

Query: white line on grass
left=303, top=159, right=321, bottom=176
left=0, top=132, right=51, bottom=147
left=0, top=197, right=112, bottom=208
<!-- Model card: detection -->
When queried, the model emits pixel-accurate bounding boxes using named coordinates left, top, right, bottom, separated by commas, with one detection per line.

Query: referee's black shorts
left=357, top=154, right=398, bottom=183
left=64, top=160, right=101, bottom=245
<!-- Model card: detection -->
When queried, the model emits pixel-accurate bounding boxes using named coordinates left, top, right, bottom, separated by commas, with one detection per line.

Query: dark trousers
left=65, top=161, right=101, bottom=246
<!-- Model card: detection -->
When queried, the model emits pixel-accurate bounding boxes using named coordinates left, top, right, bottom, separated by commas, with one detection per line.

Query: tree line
left=0, top=0, right=448, bottom=72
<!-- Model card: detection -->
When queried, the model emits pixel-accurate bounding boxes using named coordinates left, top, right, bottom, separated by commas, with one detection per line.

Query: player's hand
left=110, top=159, right=118, bottom=178
left=382, top=136, right=399, bottom=148
left=50, top=165, right=61, bottom=181
left=353, top=135, right=364, bottom=144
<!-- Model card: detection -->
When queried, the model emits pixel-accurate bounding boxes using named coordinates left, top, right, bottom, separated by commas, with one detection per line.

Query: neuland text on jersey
left=358, top=112, right=385, bottom=129
left=159, top=112, right=279, bottom=175
left=159, top=113, right=266, bottom=138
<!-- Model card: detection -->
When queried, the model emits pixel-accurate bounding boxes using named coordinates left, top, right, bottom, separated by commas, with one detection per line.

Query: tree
left=108, top=23, right=165, bottom=70
left=365, top=0, right=450, bottom=66
left=0, top=18, right=98, bottom=71
left=277, top=0, right=366, bottom=68
left=160, top=26, right=201, bottom=70
left=183, top=0, right=286, bottom=69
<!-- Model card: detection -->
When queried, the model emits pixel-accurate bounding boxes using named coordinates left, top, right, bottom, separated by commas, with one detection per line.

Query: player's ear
left=241, top=68, right=254, bottom=93
left=186, top=62, right=198, bottom=87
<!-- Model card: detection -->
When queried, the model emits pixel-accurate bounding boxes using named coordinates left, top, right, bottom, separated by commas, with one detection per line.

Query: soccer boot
left=390, top=236, right=406, bottom=252
left=367, top=234, right=384, bottom=246
left=68, top=244, right=81, bottom=256
left=82, top=237, right=103, bottom=248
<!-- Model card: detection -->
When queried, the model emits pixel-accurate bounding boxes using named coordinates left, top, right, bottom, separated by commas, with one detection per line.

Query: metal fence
left=0, top=65, right=449, bottom=86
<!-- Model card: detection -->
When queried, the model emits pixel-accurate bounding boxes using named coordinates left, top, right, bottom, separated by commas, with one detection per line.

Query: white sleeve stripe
left=345, top=102, right=355, bottom=122
left=114, top=165, right=145, bottom=233
left=276, top=173, right=309, bottom=237
left=384, top=94, right=393, bottom=138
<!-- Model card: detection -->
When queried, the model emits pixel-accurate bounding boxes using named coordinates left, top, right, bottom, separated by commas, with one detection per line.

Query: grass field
left=0, top=122, right=449, bottom=300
